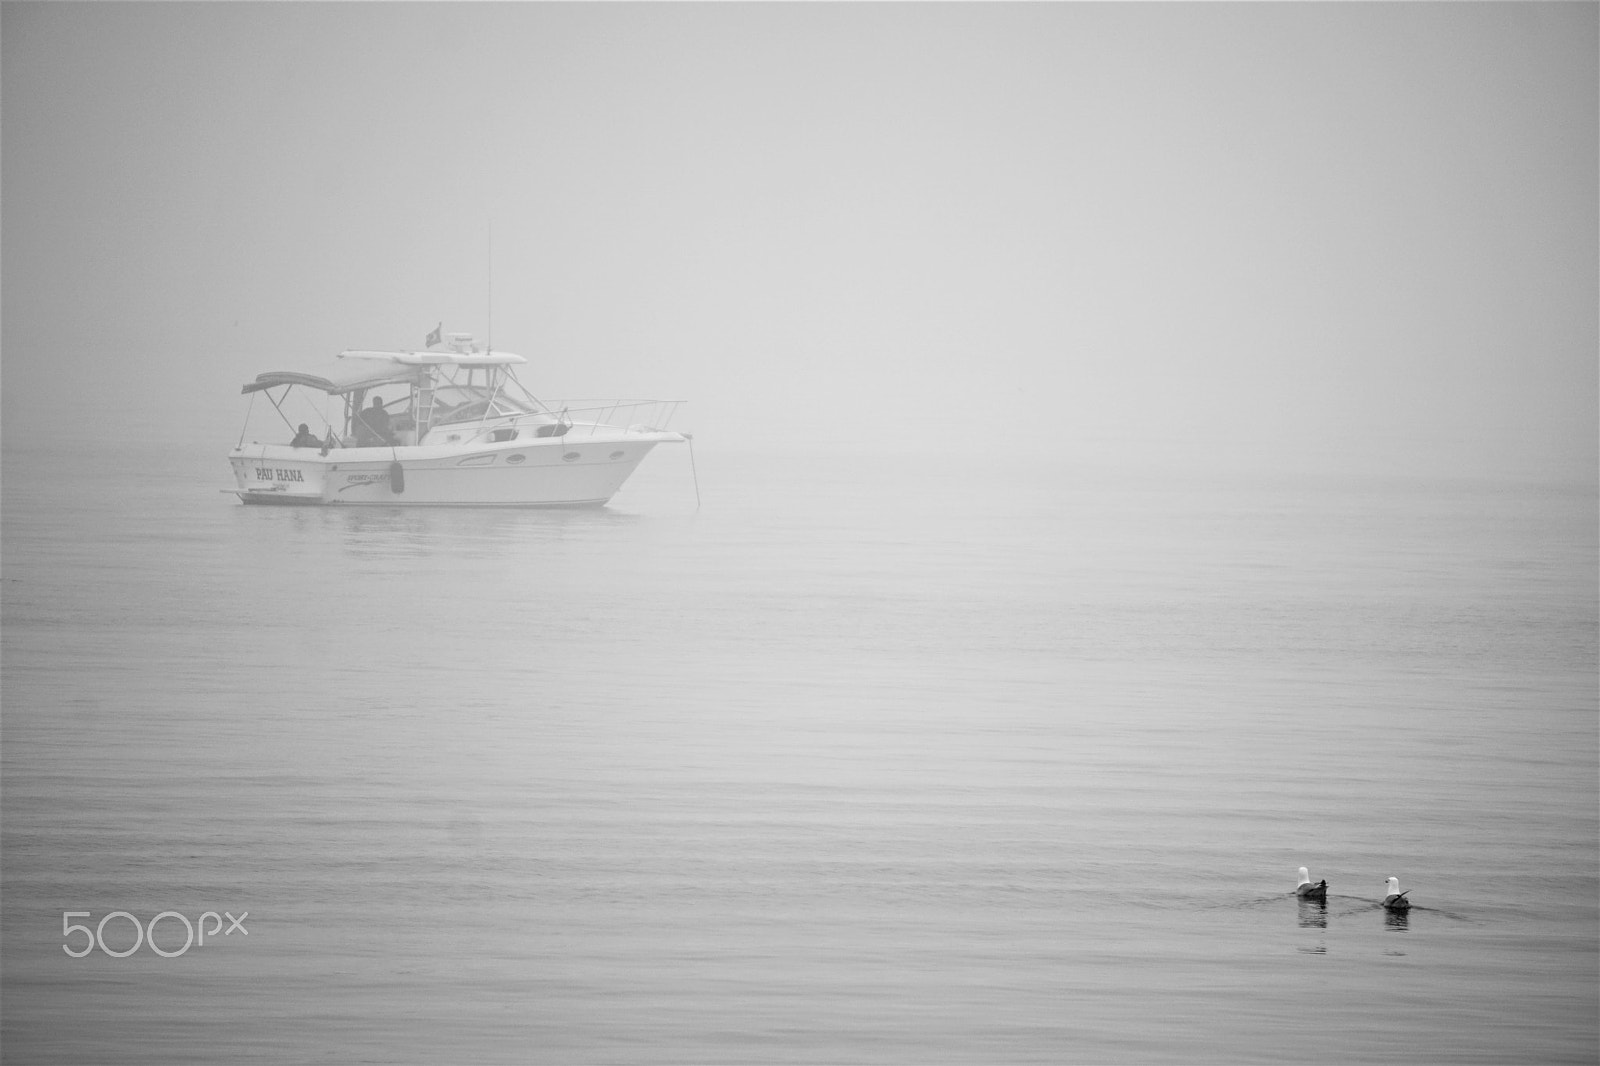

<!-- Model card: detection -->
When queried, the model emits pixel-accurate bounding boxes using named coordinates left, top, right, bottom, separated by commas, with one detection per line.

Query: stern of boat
left=227, top=448, right=330, bottom=504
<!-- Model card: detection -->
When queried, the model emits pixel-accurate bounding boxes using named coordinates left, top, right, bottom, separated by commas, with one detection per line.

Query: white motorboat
left=226, top=333, right=688, bottom=506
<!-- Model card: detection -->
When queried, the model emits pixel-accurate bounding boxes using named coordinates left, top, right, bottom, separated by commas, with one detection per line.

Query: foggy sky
left=3, top=2, right=1595, bottom=480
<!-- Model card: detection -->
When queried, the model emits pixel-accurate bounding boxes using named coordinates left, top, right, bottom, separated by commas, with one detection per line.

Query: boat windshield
left=432, top=383, right=538, bottom=425
left=422, top=360, right=552, bottom=427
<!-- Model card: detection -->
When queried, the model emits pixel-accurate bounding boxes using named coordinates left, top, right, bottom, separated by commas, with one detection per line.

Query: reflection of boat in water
left=226, top=332, right=688, bottom=506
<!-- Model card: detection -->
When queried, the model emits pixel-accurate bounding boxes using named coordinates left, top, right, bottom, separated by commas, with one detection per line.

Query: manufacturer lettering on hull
left=336, top=470, right=392, bottom=493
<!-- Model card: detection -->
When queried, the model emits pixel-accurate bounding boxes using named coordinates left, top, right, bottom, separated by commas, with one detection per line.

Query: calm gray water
left=3, top=442, right=1596, bottom=1064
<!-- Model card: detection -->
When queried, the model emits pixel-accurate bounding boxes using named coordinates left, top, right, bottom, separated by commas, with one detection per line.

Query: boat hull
left=227, top=434, right=677, bottom=507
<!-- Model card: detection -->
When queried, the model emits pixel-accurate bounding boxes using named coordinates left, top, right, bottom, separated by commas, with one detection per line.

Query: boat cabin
left=239, top=335, right=568, bottom=449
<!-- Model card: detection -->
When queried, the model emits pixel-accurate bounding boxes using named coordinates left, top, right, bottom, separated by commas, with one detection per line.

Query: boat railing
left=542, top=399, right=687, bottom=438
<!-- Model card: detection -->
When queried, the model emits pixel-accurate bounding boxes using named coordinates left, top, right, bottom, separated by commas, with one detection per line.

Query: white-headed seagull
left=1383, top=876, right=1412, bottom=911
left=1295, top=867, right=1328, bottom=901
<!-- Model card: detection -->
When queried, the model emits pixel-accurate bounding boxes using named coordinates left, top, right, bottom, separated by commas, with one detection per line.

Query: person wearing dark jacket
left=356, top=397, right=395, bottom=446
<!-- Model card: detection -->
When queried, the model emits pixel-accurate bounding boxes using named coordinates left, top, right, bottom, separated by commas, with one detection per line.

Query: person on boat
left=290, top=423, right=320, bottom=448
left=356, top=396, right=395, bottom=446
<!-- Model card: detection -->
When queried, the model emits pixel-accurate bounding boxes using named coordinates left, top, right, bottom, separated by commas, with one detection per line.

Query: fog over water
left=3, top=3, right=1597, bottom=1064
left=2, top=2, right=1595, bottom=480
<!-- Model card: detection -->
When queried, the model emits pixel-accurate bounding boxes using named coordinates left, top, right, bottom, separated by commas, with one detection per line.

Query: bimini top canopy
left=241, top=364, right=428, bottom=396
left=338, top=349, right=527, bottom=367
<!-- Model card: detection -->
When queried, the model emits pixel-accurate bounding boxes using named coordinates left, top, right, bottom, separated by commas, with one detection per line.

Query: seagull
left=1295, top=867, right=1328, bottom=901
left=1383, top=876, right=1412, bottom=911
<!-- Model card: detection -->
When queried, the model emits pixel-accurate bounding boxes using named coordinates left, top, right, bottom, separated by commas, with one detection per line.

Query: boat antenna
left=486, top=222, right=493, bottom=356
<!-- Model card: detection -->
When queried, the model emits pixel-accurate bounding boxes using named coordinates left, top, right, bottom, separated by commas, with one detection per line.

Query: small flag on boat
left=425, top=323, right=442, bottom=348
